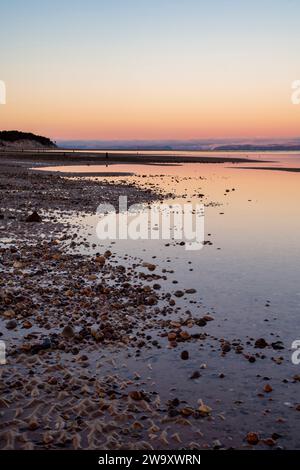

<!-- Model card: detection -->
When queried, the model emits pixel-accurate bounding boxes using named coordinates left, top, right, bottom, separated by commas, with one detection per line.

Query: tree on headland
left=0, top=130, right=56, bottom=147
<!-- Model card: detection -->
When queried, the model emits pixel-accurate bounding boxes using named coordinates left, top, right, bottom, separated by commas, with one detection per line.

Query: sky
left=0, top=0, right=300, bottom=141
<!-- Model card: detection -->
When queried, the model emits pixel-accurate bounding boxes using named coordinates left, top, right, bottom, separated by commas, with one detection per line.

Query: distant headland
left=0, top=130, right=56, bottom=150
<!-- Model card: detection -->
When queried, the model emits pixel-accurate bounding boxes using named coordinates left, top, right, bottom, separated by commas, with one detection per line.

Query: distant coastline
left=2, top=130, right=300, bottom=153
left=57, top=139, right=300, bottom=152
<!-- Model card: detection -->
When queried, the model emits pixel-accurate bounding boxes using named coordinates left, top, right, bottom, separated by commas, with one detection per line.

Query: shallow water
left=30, top=154, right=300, bottom=447
left=59, top=156, right=300, bottom=340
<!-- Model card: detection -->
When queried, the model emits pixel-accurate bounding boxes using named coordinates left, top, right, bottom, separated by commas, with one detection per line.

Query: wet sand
left=234, top=166, right=300, bottom=173
left=0, top=150, right=263, bottom=166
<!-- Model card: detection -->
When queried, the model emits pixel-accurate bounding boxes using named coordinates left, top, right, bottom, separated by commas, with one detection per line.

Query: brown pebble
left=62, top=325, right=75, bottom=338
left=246, top=432, right=259, bottom=445
left=181, top=350, right=189, bottom=360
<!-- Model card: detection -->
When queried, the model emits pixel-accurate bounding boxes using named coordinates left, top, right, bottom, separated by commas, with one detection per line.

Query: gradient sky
left=0, top=0, right=300, bottom=140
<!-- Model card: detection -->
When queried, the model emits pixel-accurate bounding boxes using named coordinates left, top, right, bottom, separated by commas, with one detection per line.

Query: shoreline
left=233, top=166, right=300, bottom=173
left=0, top=151, right=265, bottom=167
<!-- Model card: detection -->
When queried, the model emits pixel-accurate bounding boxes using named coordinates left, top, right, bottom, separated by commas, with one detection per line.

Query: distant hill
left=0, top=131, right=56, bottom=149
left=58, top=138, right=300, bottom=152
left=213, top=144, right=300, bottom=151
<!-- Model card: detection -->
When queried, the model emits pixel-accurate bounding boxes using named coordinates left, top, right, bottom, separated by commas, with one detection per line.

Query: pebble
left=62, top=325, right=75, bottom=338
left=181, top=350, right=189, bottom=360
left=142, top=262, right=156, bottom=272
left=264, top=384, right=273, bottom=393
left=272, top=341, right=284, bottom=350
left=174, top=290, right=184, bottom=298
left=255, top=338, right=268, bottom=349
left=190, top=371, right=201, bottom=379
left=221, top=342, right=231, bottom=353
left=5, top=319, right=17, bottom=330
left=185, top=289, right=197, bottom=294
left=246, top=432, right=259, bottom=445
left=25, top=211, right=42, bottom=223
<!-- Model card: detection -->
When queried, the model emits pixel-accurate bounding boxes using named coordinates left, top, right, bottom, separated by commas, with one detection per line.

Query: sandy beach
left=1, top=152, right=300, bottom=450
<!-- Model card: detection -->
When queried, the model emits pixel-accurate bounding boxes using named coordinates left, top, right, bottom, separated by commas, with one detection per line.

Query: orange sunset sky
left=0, top=0, right=300, bottom=141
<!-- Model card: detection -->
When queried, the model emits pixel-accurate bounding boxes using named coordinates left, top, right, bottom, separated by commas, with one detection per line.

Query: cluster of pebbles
left=0, top=163, right=166, bottom=216
left=0, top=238, right=219, bottom=450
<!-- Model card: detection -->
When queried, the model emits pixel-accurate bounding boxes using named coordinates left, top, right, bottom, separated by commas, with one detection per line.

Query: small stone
left=26, top=211, right=42, bottom=223
left=264, top=438, right=276, bottom=447
left=13, top=260, right=24, bottom=269
left=213, top=439, right=222, bottom=449
left=198, top=401, right=212, bottom=416
left=185, top=288, right=196, bottom=294
left=132, top=421, right=144, bottom=430
left=246, top=432, right=259, bottom=445
left=168, top=332, right=177, bottom=341
left=28, top=417, right=40, bottom=431
left=264, top=384, right=273, bottom=393
left=142, top=262, right=156, bottom=271
left=190, top=371, right=201, bottom=380
left=47, top=376, right=58, bottom=385
left=6, top=319, right=17, bottom=330
left=90, top=324, right=99, bottom=338
left=62, top=325, right=75, bottom=338
left=221, top=342, right=231, bottom=353
left=181, top=350, right=189, bottom=360
left=2, top=310, right=15, bottom=319
left=272, top=341, right=284, bottom=350
left=129, top=390, right=144, bottom=401
left=147, top=296, right=157, bottom=305
left=43, top=432, right=54, bottom=445
left=79, top=354, right=88, bottom=361
left=170, top=398, right=180, bottom=407
left=180, top=407, right=194, bottom=416
left=179, top=331, right=191, bottom=340
left=255, top=338, right=268, bottom=349
left=174, top=290, right=184, bottom=298
left=41, top=338, right=52, bottom=350
left=203, top=315, right=214, bottom=321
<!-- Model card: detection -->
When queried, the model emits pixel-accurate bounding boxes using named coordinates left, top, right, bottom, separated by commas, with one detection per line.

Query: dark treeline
left=0, top=130, right=56, bottom=147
